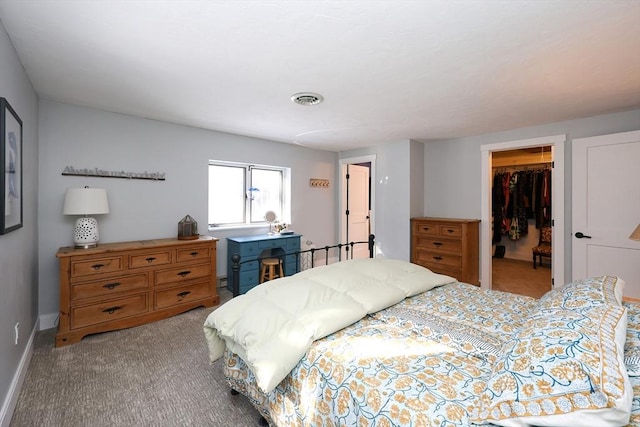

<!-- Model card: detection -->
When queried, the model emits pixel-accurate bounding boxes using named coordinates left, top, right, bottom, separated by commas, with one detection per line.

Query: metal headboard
left=230, top=234, right=375, bottom=297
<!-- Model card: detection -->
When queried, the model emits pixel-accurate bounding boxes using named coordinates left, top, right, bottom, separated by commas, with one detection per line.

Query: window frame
left=208, top=160, right=290, bottom=230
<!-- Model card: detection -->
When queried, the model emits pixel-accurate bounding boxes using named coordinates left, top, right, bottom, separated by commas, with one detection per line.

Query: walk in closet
left=490, top=147, right=553, bottom=298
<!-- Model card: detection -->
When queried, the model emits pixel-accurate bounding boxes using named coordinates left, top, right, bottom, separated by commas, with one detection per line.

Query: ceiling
left=0, top=1, right=639, bottom=152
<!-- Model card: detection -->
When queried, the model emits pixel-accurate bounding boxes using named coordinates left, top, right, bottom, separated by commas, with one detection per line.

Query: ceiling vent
left=291, top=92, right=324, bottom=106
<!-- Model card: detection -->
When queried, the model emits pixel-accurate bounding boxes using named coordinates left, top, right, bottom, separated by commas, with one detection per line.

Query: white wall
left=341, top=139, right=423, bottom=261
left=424, top=109, right=640, bottom=283
left=38, top=100, right=338, bottom=318
left=409, top=140, right=425, bottom=219
left=0, top=20, right=39, bottom=427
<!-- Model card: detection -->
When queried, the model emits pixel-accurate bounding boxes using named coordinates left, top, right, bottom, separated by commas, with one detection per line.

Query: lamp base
left=74, top=217, right=100, bottom=249
left=74, top=242, right=98, bottom=249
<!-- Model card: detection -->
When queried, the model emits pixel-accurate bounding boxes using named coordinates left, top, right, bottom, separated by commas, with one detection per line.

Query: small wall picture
left=0, top=97, right=23, bottom=234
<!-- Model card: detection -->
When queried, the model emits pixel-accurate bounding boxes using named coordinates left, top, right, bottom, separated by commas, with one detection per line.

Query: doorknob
left=575, top=232, right=592, bottom=239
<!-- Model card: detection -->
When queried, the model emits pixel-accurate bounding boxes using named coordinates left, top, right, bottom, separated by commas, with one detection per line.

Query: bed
left=203, top=257, right=639, bottom=427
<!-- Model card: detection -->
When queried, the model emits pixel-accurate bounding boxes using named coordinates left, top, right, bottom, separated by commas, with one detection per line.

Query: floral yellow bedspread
left=224, top=282, right=537, bottom=426
left=624, top=300, right=640, bottom=427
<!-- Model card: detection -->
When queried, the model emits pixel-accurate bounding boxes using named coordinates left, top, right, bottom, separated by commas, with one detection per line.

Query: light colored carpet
left=491, top=257, right=552, bottom=299
left=10, top=289, right=262, bottom=427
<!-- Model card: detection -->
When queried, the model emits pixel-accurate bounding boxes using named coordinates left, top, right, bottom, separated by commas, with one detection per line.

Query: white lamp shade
left=63, top=188, right=110, bottom=215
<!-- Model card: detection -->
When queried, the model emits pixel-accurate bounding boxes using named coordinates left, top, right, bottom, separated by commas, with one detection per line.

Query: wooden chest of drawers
left=410, top=218, right=480, bottom=285
left=55, top=236, right=218, bottom=347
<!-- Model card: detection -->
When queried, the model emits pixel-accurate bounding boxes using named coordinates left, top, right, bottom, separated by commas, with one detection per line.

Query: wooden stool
left=259, top=258, right=284, bottom=284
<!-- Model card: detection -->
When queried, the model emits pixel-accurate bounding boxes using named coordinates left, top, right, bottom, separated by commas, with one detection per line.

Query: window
left=208, top=161, right=290, bottom=228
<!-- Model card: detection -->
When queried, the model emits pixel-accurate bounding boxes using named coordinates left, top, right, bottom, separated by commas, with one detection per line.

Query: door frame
left=480, top=135, right=566, bottom=290
left=339, top=155, right=376, bottom=245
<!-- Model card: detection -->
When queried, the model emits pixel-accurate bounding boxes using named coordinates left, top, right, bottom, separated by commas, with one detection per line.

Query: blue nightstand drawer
left=239, top=260, right=258, bottom=272
left=287, top=238, right=300, bottom=250
left=258, top=239, right=279, bottom=249
left=239, top=243, right=259, bottom=257
left=284, top=261, right=298, bottom=276
left=239, top=270, right=258, bottom=287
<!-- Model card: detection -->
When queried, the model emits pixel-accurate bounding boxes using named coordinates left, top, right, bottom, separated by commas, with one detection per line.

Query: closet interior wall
left=491, top=148, right=552, bottom=263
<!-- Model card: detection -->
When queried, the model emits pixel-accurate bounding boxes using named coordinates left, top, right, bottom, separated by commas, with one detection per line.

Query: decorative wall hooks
left=62, top=166, right=166, bottom=181
left=309, top=178, right=329, bottom=188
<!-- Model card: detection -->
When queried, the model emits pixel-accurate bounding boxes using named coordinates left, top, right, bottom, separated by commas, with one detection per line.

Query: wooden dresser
left=410, top=218, right=480, bottom=285
left=55, top=236, right=218, bottom=347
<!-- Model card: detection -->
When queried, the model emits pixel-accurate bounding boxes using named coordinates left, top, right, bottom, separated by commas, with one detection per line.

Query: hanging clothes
left=492, top=165, right=551, bottom=241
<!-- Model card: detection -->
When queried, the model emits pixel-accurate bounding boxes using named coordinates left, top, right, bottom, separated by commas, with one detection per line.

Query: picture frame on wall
left=0, top=97, right=23, bottom=234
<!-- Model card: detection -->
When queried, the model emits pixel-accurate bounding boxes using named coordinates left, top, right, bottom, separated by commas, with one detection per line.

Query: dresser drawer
left=414, top=237, right=462, bottom=254
left=286, top=238, right=301, bottom=251
left=71, top=256, right=123, bottom=278
left=155, top=281, right=211, bottom=309
left=258, top=239, right=280, bottom=249
left=176, top=246, right=211, bottom=263
left=239, top=269, right=258, bottom=287
left=414, top=222, right=438, bottom=236
left=414, top=249, right=461, bottom=269
left=155, top=263, right=211, bottom=286
left=236, top=242, right=259, bottom=257
left=129, top=251, right=172, bottom=269
left=71, top=274, right=149, bottom=301
left=71, top=294, right=148, bottom=329
left=438, top=224, right=462, bottom=238
left=239, top=260, right=259, bottom=272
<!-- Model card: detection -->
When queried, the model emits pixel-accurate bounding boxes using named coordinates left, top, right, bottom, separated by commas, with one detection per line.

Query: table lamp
left=630, top=224, right=640, bottom=241
left=63, top=187, right=110, bottom=248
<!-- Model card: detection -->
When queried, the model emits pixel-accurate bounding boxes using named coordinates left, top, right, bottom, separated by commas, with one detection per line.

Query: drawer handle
left=177, top=270, right=191, bottom=277
left=433, top=242, right=443, bottom=247
left=433, top=256, right=443, bottom=261
left=445, top=229, right=454, bottom=234
left=190, top=252, right=199, bottom=257
left=103, top=282, right=121, bottom=290
left=103, top=306, right=122, bottom=315
left=177, top=291, right=191, bottom=299
left=422, top=227, right=430, bottom=232
left=91, top=264, right=105, bottom=270
left=145, top=257, right=156, bottom=263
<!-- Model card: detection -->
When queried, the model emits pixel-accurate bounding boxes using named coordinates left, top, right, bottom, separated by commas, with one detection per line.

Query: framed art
left=0, top=97, right=23, bottom=234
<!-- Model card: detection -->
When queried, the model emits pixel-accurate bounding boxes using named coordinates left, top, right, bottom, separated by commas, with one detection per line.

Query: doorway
left=339, top=155, right=376, bottom=259
left=480, top=135, right=565, bottom=293
left=490, top=147, right=553, bottom=298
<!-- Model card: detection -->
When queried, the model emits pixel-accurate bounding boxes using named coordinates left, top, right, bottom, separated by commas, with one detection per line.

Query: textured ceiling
left=0, top=0, right=639, bottom=152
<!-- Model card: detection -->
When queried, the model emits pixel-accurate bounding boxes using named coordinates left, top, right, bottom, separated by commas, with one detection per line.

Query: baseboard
left=0, top=320, right=37, bottom=427
left=38, top=312, right=58, bottom=331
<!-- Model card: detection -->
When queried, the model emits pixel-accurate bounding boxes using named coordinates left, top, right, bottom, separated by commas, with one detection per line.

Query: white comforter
left=203, top=258, right=455, bottom=393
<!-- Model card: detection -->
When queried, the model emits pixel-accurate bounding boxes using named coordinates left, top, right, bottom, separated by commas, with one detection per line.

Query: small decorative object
left=178, top=214, right=199, bottom=240
left=310, top=178, right=329, bottom=188
left=0, top=97, right=23, bottom=235
left=275, top=223, right=288, bottom=234
left=63, top=186, right=110, bottom=248
left=265, top=210, right=277, bottom=235
left=61, top=166, right=166, bottom=181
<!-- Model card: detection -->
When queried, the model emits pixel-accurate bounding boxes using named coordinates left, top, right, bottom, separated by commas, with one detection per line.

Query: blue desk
left=227, top=233, right=301, bottom=295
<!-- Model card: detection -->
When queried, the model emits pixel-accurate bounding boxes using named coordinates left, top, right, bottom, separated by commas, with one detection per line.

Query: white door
left=345, top=164, right=370, bottom=259
left=572, top=130, right=640, bottom=299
